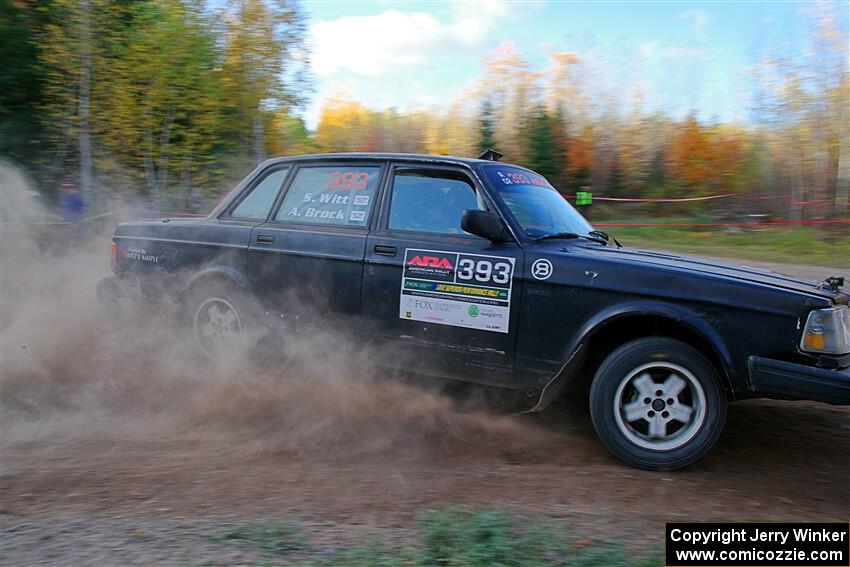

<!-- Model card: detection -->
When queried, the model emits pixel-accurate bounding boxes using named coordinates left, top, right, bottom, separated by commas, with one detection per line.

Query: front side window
left=231, top=167, right=289, bottom=219
left=275, top=166, right=380, bottom=227
left=389, top=170, right=485, bottom=235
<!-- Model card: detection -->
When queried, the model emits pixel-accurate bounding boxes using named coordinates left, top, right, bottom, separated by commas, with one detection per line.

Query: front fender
left=526, top=300, right=734, bottom=413
left=573, top=300, right=733, bottom=374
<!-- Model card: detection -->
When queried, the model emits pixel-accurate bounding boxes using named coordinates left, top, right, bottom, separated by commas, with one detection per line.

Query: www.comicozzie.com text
left=670, top=526, right=848, bottom=546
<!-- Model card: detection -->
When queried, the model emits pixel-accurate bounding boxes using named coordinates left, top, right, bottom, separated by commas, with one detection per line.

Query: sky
left=299, top=1, right=848, bottom=129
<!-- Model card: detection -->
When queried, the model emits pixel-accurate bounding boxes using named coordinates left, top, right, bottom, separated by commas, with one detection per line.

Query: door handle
left=374, top=245, right=397, bottom=256
left=256, top=234, right=275, bottom=244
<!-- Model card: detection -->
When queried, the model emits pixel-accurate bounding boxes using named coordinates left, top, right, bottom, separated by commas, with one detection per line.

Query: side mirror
left=461, top=210, right=511, bottom=241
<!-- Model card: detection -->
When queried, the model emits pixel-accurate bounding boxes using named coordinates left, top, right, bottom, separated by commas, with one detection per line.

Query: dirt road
left=1, top=253, right=849, bottom=566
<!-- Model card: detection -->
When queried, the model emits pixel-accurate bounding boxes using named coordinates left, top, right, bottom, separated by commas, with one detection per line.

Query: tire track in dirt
left=2, top=167, right=848, bottom=557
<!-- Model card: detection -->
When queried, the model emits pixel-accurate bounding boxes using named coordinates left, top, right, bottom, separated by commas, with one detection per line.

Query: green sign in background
left=576, top=191, right=593, bottom=206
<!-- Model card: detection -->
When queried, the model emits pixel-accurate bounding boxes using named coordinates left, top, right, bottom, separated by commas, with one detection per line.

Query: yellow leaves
left=268, top=109, right=312, bottom=156
left=26, top=1, right=845, bottom=217
left=220, top=0, right=281, bottom=109
left=312, top=97, right=475, bottom=157
left=423, top=120, right=449, bottom=156
left=544, top=49, right=579, bottom=110
left=315, top=98, right=375, bottom=152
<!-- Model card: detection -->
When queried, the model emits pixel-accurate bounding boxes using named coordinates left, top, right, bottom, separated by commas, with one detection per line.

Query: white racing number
left=457, top=259, right=512, bottom=285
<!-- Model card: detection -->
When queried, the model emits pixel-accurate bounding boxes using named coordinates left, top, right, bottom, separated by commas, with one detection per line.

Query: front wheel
left=589, top=337, right=727, bottom=470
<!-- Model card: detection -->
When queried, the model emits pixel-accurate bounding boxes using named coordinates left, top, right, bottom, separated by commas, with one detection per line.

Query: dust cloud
left=0, top=161, right=548, bottom=465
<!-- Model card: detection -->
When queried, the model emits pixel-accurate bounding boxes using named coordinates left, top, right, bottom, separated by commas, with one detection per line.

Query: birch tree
left=219, top=0, right=308, bottom=164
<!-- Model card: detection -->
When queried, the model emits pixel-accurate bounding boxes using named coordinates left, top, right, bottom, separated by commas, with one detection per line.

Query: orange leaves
left=665, top=114, right=711, bottom=190
left=568, top=126, right=594, bottom=176
left=665, top=116, right=748, bottom=195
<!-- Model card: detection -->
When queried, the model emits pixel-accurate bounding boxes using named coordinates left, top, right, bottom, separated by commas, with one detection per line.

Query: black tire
left=185, top=280, right=263, bottom=361
left=589, top=337, right=727, bottom=470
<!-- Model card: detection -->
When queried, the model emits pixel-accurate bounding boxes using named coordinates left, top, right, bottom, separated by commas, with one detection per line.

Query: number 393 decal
left=456, top=257, right=512, bottom=285
left=400, top=249, right=515, bottom=333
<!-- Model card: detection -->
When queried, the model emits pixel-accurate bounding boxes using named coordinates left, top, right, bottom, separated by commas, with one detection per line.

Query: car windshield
left=483, top=165, right=593, bottom=238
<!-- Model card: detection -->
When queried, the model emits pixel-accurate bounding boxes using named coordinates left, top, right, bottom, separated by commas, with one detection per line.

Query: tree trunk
left=155, top=105, right=176, bottom=197
left=143, top=127, right=159, bottom=207
left=835, top=94, right=849, bottom=229
left=79, top=0, right=93, bottom=208
left=253, top=112, right=265, bottom=164
left=180, top=165, right=191, bottom=211
left=49, top=109, right=72, bottom=192
left=790, top=165, right=803, bottom=224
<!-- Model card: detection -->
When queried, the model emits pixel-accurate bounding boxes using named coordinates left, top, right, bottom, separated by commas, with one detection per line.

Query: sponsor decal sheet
left=400, top=248, right=515, bottom=333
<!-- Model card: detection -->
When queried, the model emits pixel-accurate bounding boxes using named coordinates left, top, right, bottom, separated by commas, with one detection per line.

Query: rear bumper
left=748, top=355, right=850, bottom=405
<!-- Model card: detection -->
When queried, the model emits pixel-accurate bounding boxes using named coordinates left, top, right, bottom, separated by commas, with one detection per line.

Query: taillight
left=111, top=242, right=117, bottom=269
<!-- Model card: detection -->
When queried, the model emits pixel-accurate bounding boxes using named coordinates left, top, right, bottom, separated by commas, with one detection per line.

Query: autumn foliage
left=1, top=1, right=846, bottom=223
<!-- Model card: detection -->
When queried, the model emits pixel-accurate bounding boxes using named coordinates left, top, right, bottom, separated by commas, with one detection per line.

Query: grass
left=210, top=507, right=660, bottom=566
left=211, top=520, right=307, bottom=555
left=597, top=222, right=850, bottom=268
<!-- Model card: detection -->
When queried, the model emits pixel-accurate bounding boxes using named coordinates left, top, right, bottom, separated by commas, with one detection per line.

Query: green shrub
left=212, top=520, right=307, bottom=555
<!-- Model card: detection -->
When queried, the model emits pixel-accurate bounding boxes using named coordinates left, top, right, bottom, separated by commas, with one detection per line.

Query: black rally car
left=98, top=152, right=850, bottom=470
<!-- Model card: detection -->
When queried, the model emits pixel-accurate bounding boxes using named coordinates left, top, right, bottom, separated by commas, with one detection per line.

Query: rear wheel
left=187, top=281, right=260, bottom=361
left=589, top=337, right=727, bottom=470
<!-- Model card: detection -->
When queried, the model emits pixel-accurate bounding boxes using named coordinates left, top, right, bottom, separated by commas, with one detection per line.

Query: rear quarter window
left=231, top=168, right=289, bottom=219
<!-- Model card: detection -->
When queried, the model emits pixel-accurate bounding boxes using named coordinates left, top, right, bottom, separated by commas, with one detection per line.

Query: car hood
left=568, top=244, right=848, bottom=303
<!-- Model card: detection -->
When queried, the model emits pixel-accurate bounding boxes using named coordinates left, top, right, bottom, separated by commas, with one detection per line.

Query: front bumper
left=749, top=355, right=850, bottom=405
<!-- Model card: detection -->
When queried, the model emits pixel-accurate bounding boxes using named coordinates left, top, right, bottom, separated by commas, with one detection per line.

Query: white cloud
left=639, top=10, right=710, bottom=63
left=638, top=41, right=661, bottom=59
left=638, top=41, right=708, bottom=62
left=311, top=1, right=511, bottom=76
left=679, top=9, right=710, bottom=39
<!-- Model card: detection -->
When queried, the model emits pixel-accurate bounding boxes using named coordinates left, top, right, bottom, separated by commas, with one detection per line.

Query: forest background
left=1, top=0, right=847, bottom=243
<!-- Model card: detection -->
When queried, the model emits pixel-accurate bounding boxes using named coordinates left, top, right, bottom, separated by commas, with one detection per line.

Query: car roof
left=259, top=152, right=521, bottom=169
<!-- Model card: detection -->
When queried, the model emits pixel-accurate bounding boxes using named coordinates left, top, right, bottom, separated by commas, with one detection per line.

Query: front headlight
left=800, top=305, right=850, bottom=355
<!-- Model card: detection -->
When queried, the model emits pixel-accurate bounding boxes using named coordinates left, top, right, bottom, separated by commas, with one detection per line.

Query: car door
left=362, top=163, right=524, bottom=386
left=245, top=161, right=385, bottom=324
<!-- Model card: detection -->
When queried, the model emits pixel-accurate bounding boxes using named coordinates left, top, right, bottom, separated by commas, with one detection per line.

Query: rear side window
left=275, top=166, right=380, bottom=227
left=389, top=171, right=484, bottom=235
left=231, top=168, right=289, bottom=219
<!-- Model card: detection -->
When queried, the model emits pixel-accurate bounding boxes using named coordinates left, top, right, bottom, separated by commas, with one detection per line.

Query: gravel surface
left=2, top=256, right=849, bottom=566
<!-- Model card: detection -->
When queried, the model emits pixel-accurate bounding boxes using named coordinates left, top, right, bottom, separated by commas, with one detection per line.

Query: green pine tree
left=477, top=99, right=496, bottom=154
left=525, top=107, right=559, bottom=181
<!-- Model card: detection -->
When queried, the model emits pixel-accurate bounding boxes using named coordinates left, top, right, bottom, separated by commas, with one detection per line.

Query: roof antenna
left=478, top=148, right=503, bottom=161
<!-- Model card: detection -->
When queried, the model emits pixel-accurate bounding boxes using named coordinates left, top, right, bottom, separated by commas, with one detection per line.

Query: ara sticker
left=399, top=248, right=514, bottom=333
